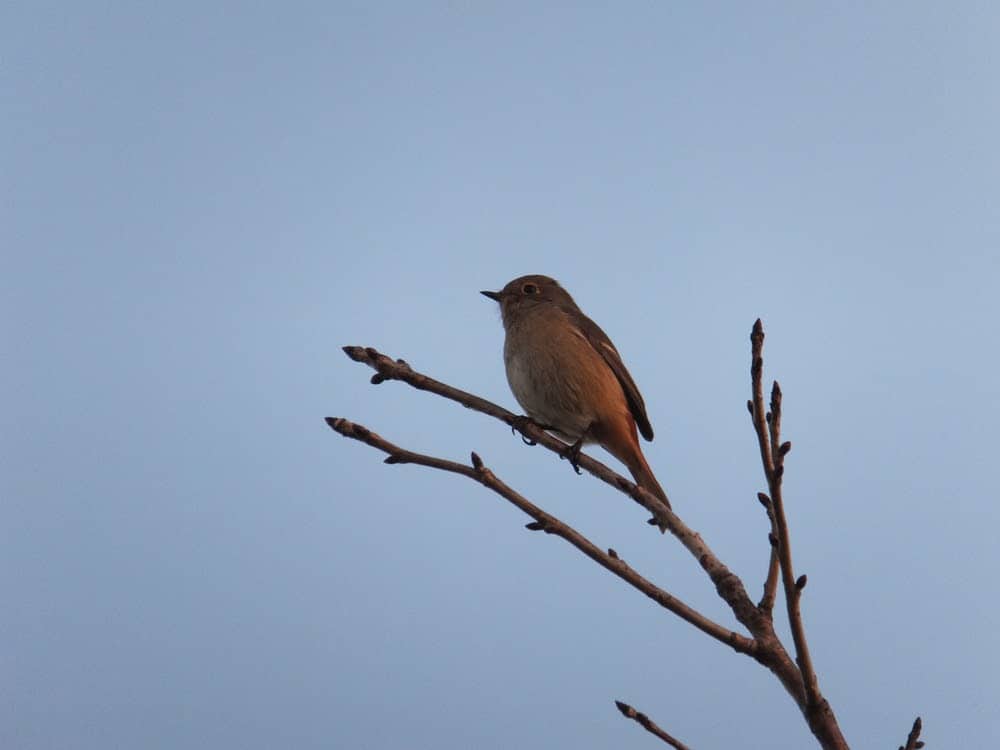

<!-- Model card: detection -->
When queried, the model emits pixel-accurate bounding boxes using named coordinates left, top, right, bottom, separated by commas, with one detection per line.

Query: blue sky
left=4, top=3, right=999, bottom=748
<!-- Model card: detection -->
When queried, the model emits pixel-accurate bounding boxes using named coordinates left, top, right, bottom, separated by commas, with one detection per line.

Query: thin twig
left=749, top=321, right=846, bottom=750
left=757, top=492, right=781, bottom=614
left=615, top=700, right=692, bottom=750
left=326, top=417, right=755, bottom=654
left=750, top=330, right=782, bottom=616
left=749, top=324, right=775, bottom=477
left=899, top=716, right=924, bottom=750
left=336, top=338, right=870, bottom=746
left=760, top=544, right=781, bottom=613
left=341, top=346, right=672, bottom=527
left=339, top=347, right=813, bottom=700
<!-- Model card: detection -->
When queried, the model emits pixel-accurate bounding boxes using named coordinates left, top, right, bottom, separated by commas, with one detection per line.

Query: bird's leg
left=560, top=422, right=594, bottom=475
left=510, top=415, right=554, bottom=445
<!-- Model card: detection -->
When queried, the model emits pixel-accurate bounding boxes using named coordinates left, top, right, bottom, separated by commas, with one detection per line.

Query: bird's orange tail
left=627, top=449, right=671, bottom=511
left=595, top=414, right=672, bottom=530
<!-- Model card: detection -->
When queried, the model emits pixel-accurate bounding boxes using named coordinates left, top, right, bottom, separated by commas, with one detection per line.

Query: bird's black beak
left=480, top=290, right=501, bottom=302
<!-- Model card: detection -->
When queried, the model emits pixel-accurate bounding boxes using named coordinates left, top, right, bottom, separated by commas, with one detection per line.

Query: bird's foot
left=559, top=437, right=585, bottom=474
left=510, top=415, right=549, bottom=445
left=559, top=422, right=594, bottom=475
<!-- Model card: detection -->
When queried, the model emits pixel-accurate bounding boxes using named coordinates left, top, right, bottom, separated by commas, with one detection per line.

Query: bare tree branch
left=748, top=320, right=846, bottom=748
left=615, top=700, right=692, bottom=750
left=757, top=492, right=781, bottom=613
left=899, top=716, right=924, bottom=750
left=337, top=345, right=810, bottom=702
left=341, top=346, right=672, bottom=526
left=325, top=416, right=755, bottom=654
left=332, top=321, right=918, bottom=749
left=340, top=348, right=794, bottom=653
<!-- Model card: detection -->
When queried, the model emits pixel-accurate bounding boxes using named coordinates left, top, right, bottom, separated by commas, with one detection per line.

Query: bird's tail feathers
left=627, top=451, right=672, bottom=532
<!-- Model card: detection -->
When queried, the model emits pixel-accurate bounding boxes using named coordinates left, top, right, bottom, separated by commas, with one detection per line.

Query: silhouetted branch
left=748, top=320, right=845, bottom=749
left=341, top=346, right=672, bottom=527
left=757, top=492, right=781, bottom=613
left=899, top=717, right=924, bottom=750
left=339, top=349, right=802, bottom=686
left=615, top=700, right=692, bottom=750
left=326, top=417, right=755, bottom=653
left=332, top=323, right=921, bottom=749
left=337, top=345, right=808, bottom=702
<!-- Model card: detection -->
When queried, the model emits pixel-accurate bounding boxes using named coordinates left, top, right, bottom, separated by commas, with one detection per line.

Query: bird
left=481, top=274, right=670, bottom=515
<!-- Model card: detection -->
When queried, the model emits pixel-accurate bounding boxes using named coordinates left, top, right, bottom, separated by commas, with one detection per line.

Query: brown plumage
left=482, top=274, right=670, bottom=513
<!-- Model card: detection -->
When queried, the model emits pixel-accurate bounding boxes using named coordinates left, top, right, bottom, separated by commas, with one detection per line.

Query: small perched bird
left=482, top=274, right=670, bottom=512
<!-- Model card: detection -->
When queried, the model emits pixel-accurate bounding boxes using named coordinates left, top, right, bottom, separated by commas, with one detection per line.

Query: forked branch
left=329, top=323, right=920, bottom=749
left=326, top=416, right=753, bottom=653
left=748, top=320, right=844, bottom=746
left=900, top=717, right=924, bottom=750
left=338, top=350, right=781, bottom=659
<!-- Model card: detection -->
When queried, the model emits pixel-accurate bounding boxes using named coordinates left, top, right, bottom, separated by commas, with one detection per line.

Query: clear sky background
left=4, top=3, right=999, bottom=748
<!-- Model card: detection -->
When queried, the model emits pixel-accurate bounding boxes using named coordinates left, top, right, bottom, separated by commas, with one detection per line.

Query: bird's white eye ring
left=522, top=283, right=539, bottom=295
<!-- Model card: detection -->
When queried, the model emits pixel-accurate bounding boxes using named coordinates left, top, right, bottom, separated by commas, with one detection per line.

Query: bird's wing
left=572, top=313, right=655, bottom=441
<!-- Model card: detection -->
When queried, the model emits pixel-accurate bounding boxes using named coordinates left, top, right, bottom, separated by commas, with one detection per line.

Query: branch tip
left=615, top=699, right=692, bottom=750
left=335, top=338, right=857, bottom=749
left=341, top=345, right=365, bottom=361
left=745, top=324, right=832, bottom=736
left=900, top=716, right=923, bottom=750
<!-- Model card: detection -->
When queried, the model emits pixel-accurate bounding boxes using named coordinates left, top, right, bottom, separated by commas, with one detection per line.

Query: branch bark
left=338, top=347, right=808, bottom=707
left=899, top=716, right=923, bottom=750
left=326, top=416, right=753, bottom=653
left=749, top=321, right=846, bottom=748
left=615, top=700, right=692, bottom=749
left=330, top=322, right=918, bottom=749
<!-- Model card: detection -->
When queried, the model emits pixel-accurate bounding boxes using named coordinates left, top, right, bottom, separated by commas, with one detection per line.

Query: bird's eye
left=522, top=283, right=539, bottom=295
